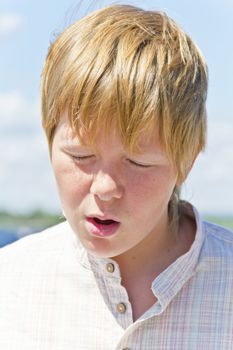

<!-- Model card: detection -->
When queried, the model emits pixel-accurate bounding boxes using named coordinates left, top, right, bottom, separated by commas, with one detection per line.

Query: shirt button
left=117, top=302, right=127, bottom=314
left=106, top=263, right=115, bottom=273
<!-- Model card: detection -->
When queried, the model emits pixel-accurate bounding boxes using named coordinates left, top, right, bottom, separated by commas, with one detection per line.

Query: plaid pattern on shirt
left=0, top=206, right=233, bottom=349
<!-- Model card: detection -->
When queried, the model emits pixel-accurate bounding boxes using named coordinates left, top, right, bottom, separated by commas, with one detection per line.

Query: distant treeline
left=0, top=210, right=65, bottom=229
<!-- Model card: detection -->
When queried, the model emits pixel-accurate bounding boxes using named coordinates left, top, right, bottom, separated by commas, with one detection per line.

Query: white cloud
left=0, top=13, right=23, bottom=36
left=0, top=91, right=41, bottom=131
left=0, top=133, right=60, bottom=213
left=0, top=90, right=60, bottom=213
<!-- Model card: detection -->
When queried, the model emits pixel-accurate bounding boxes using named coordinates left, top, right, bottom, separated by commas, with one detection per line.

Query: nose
left=90, top=170, right=123, bottom=201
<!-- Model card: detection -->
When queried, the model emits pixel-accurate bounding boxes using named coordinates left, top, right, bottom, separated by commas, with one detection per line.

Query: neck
left=112, top=211, right=196, bottom=282
left=113, top=216, right=176, bottom=279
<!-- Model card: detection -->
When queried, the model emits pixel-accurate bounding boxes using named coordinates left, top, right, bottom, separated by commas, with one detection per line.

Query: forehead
left=54, top=111, right=166, bottom=155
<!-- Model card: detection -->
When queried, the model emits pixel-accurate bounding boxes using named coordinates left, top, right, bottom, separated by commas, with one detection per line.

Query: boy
left=0, top=4, right=233, bottom=349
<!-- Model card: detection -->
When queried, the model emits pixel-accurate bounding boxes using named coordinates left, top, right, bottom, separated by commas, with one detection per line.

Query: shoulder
left=0, top=221, right=75, bottom=266
left=203, top=220, right=233, bottom=248
left=185, top=203, right=233, bottom=260
left=200, top=220, right=233, bottom=263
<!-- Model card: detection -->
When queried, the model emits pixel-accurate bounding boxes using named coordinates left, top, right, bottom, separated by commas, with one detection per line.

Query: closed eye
left=70, top=154, right=95, bottom=163
left=73, top=155, right=93, bottom=160
left=127, top=159, right=153, bottom=168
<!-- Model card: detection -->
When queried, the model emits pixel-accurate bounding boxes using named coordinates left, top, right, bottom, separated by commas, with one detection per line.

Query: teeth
left=94, top=218, right=116, bottom=225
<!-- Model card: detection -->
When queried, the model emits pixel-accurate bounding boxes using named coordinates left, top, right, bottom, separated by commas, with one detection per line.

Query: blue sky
left=0, top=0, right=232, bottom=215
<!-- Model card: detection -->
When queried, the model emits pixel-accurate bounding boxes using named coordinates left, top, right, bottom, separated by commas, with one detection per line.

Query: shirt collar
left=150, top=205, right=206, bottom=313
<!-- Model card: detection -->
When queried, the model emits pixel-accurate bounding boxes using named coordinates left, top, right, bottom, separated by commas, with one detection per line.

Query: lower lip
left=85, top=218, right=120, bottom=238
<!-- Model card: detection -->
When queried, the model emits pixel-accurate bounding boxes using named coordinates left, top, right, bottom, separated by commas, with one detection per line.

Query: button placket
left=103, top=260, right=133, bottom=327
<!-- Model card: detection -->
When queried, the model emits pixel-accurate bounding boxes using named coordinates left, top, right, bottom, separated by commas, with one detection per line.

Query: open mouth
left=86, top=217, right=120, bottom=237
left=93, top=217, right=118, bottom=225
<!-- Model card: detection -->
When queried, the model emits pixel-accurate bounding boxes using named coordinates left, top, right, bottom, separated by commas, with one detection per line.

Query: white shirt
left=0, top=207, right=233, bottom=349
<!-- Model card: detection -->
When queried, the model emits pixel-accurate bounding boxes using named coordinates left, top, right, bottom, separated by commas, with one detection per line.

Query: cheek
left=127, top=169, right=176, bottom=207
left=52, top=159, right=92, bottom=206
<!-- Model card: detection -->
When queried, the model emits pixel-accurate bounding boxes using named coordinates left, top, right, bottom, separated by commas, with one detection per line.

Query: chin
left=82, top=240, right=124, bottom=260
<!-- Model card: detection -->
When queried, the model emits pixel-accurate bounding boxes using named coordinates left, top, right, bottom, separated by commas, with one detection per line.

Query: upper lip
left=87, top=214, right=120, bottom=223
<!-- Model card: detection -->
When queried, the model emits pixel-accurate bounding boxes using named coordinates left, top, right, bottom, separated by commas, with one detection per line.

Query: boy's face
left=51, top=112, right=178, bottom=259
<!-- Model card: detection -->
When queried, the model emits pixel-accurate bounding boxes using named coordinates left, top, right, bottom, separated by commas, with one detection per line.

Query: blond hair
left=41, top=4, right=208, bottom=227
